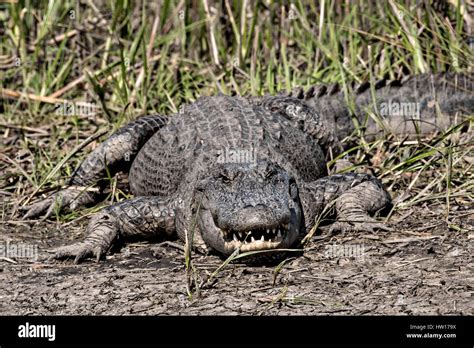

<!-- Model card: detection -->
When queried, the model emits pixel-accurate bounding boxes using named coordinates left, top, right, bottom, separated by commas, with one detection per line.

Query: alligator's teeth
left=233, top=234, right=238, bottom=242
left=267, top=228, right=270, bottom=234
left=251, top=236, right=256, bottom=242
left=277, top=230, right=282, bottom=238
left=260, top=235, right=264, bottom=242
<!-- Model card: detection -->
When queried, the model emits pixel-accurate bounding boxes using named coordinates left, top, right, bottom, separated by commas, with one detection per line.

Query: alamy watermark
left=55, top=101, right=97, bottom=117
left=0, top=241, right=38, bottom=261
left=18, top=322, right=55, bottom=342
left=216, top=147, right=257, bottom=164
left=324, top=243, right=365, bottom=260
left=380, top=99, right=420, bottom=118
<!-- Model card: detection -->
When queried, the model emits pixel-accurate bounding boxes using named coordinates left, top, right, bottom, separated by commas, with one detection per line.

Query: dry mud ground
left=0, top=205, right=472, bottom=315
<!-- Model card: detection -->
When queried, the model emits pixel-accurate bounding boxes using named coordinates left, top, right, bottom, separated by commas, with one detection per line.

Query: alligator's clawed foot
left=21, top=188, right=93, bottom=220
left=52, top=211, right=120, bottom=264
left=52, top=242, right=107, bottom=264
left=21, top=197, right=57, bottom=220
left=329, top=218, right=392, bottom=234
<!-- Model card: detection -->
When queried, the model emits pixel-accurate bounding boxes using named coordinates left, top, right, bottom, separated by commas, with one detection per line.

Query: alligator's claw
left=21, top=188, right=95, bottom=220
left=53, top=242, right=107, bottom=264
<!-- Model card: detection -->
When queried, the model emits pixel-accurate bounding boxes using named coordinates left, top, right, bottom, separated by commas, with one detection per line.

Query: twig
left=1, top=88, right=67, bottom=104
left=0, top=123, right=49, bottom=135
left=0, top=257, right=17, bottom=264
left=382, top=235, right=441, bottom=244
left=393, top=257, right=432, bottom=269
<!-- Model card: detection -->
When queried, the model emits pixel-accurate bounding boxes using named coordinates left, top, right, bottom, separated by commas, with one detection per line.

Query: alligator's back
left=129, top=73, right=473, bottom=197
left=129, top=95, right=328, bottom=197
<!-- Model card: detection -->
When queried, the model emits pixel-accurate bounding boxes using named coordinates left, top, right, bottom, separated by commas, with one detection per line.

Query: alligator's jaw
left=224, top=224, right=294, bottom=252
left=198, top=208, right=301, bottom=256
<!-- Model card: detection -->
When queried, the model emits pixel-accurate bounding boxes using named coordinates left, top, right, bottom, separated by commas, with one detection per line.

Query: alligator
left=22, top=72, right=473, bottom=263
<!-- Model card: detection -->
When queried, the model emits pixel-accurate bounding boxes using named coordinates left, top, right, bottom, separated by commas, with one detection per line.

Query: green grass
left=2, top=1, right=471, bottom=118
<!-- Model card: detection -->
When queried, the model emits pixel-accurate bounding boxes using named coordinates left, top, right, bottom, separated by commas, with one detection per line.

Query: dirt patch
left=1, top=206, right=472, bottom=315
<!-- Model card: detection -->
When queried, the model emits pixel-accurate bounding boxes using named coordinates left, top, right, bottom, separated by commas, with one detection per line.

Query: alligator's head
left=195, top=159, right=304, bottom=259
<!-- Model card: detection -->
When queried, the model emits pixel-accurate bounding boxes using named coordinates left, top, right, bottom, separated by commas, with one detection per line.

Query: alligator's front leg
left=22, top=115, right=168, bottom=219
left=53, top=196, right=178, bottom=263
left=300, top=173, right=392, bottom=233
left=257, top=96, right=344, bottom=156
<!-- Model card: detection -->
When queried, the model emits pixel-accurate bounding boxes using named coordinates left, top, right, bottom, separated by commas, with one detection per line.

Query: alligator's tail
left=286, top=72, right=474, bottom=141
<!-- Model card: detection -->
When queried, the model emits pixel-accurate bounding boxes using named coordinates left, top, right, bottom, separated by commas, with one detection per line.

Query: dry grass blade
left=202, top=0, right=220, bottom=67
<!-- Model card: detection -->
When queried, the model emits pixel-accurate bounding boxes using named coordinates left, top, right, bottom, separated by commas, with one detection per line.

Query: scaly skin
left=22, top=73, right=473, bottom=263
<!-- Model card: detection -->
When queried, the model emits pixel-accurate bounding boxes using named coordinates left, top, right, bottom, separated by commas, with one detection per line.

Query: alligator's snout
left=218, top=204, right=290, bottom=232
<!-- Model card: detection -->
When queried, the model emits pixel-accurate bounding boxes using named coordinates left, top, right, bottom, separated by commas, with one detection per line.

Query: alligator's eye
left=219, top=167, right=238, bottom=184
left=220, top=174, right=231, bottom=184
left=264, top=168, right=276, bottom=179
left=219, top=169, right=234, bottom=183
